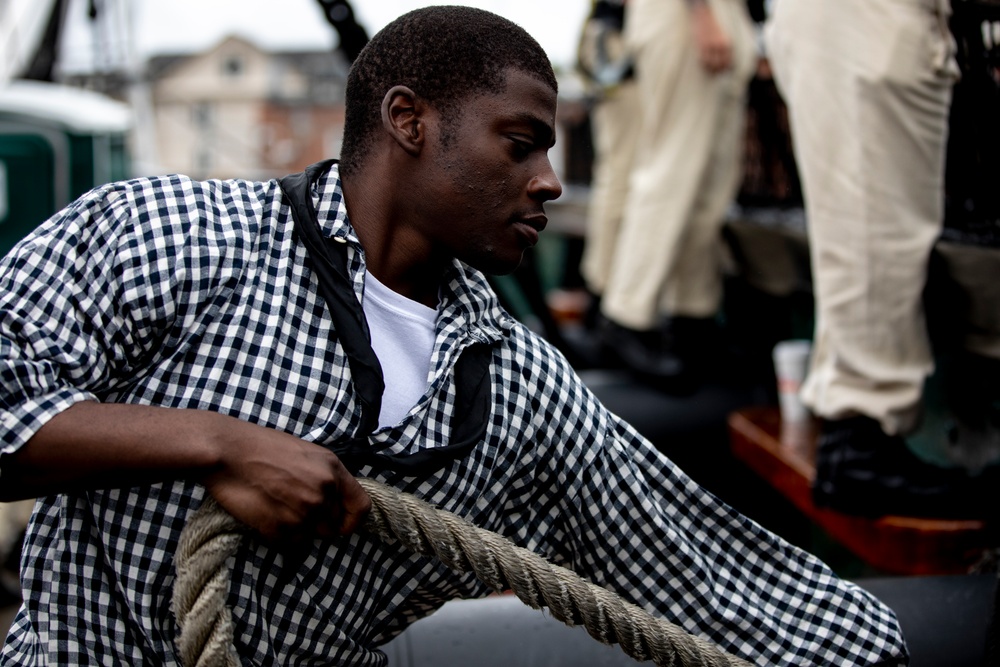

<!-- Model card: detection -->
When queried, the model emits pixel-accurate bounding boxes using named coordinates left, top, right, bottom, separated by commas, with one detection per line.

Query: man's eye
left=509, top=138, right=533, bottom=159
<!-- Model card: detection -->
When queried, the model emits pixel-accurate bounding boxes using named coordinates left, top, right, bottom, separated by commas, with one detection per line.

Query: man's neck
left=341, top=170, right=448, bottom=308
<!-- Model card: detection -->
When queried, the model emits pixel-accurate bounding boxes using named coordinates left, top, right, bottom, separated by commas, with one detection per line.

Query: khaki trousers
left=587, top=0, right=756, bottom=330
left=765, top=0, right=959, bottom=435
left=581, top=80, right=641, bottom=297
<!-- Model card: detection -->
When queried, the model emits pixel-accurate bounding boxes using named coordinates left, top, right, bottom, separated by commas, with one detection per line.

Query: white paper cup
left=772, top=339, right=812, bottom=423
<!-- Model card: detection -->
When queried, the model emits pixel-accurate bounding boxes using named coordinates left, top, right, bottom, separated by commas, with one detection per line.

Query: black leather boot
left=812, top=415, right=996, bottom=519
left=597, top=318, right=695, bottom=394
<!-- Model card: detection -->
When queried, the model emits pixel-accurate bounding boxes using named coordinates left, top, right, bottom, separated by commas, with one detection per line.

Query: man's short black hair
left=339, top=5, right=558, bottom=176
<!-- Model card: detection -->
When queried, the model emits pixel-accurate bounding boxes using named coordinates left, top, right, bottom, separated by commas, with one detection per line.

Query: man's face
left=416, top=68, right=563, bottom=275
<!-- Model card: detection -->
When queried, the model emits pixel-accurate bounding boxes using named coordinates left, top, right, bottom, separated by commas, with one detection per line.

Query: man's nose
left=529, top=158, right=563, bottom=202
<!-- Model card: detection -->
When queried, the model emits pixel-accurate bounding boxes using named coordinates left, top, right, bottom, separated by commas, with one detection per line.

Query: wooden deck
left=728, top=407, right=998, bottom=575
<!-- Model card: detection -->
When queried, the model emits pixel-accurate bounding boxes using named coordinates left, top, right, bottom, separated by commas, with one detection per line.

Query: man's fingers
left=204, top=441, right=369, bottom=543
left=303, top=474, right=371, bottom=538
left=337, top=480, right=372, bottom=536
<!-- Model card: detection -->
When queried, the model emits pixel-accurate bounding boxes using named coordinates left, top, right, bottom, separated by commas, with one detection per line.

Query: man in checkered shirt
left=0, top=6, right=906, bottom=666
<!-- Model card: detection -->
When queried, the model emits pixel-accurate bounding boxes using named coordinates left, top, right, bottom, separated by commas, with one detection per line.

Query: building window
left=223, top=56, right=244, bottom=77
left=192, top=102, right=212, bottom=128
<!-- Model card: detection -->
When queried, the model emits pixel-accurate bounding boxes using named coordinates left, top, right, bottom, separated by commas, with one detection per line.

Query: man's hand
left=690, top=2, right=733, bottom=74
left=201, top=417, right=371, bottom=544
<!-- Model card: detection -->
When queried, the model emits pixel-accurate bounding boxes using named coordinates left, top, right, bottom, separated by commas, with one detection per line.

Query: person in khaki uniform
left=765, top=0, right=994, bottom=517
left=582, top=0, right=758, bottom=391
left=578, top=0, right=639, bottom=322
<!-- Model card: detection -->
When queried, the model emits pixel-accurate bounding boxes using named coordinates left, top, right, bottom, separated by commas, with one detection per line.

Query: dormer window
left=223, top=56, right=244, bottom=77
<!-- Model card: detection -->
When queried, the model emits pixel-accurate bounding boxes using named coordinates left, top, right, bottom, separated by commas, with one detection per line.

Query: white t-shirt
left=362, top=272, right=437, bottom=428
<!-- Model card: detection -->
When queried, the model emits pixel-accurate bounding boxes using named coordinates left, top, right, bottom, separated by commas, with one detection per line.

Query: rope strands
left=172, top=478, right=752, bottom=667
left=172, top=497, right=246, bottom=667
left=358, top=479, right=750, bottom=667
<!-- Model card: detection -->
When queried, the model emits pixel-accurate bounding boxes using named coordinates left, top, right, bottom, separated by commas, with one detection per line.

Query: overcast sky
left=58, top=0, right=591, bottom=73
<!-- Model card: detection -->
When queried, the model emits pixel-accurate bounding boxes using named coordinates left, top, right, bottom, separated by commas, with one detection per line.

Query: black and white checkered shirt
left=1, top=163, right=906, bottom=665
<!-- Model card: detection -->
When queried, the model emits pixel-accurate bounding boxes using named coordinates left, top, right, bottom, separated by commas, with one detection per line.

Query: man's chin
left=468, top=251, right=526, bottom=276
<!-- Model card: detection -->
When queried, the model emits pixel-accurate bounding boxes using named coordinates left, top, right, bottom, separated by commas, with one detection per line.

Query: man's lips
left=513, top=214, right=547, bottom=246
left=517, top=214, right=548, bottom=232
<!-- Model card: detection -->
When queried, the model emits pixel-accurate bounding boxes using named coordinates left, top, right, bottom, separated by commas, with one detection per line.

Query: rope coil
left=172, top=478, right=751, bottom=667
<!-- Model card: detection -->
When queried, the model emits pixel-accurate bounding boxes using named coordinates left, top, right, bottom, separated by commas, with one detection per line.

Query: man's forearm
left=1, top=400, right=371, bottom=541
left=1, top=401, right=226, bottom=502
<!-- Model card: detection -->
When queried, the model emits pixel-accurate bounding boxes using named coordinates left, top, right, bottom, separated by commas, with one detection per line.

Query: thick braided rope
left=172, top=496, right=245, bottom=667
left=172, top=478, right=752, bottom=667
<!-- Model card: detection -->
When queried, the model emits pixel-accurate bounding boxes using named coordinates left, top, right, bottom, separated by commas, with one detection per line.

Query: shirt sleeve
left=502, top=339, right=908, bottom=666
left=0, top=178, right=198, bottom=454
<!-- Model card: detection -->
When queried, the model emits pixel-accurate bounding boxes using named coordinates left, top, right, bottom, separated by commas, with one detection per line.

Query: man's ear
left=381, top=85, right=425, bottom=157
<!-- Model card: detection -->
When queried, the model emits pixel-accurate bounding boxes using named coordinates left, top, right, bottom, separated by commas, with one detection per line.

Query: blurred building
left=145, top=36, right=348, bottom=181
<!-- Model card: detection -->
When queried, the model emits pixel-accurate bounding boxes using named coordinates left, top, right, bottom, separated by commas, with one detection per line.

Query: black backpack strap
left=279, top=160, right=383, bottom=434
left=278, top=161, right=494, bottom=476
